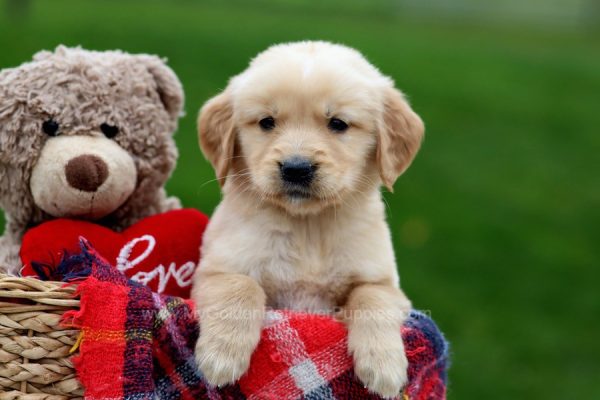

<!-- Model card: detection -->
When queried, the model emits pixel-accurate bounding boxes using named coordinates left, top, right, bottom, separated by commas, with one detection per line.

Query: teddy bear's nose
left=65, top=154, right=109, bottom=192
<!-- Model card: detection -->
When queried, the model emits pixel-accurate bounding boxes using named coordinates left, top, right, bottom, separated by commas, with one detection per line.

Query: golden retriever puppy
left=193, top=41, right=424, bottom=398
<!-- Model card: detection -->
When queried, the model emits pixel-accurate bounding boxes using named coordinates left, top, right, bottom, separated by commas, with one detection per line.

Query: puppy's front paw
left=350, top=332, right=408, bottom=399
left=194, top=330, right=257, bottom=387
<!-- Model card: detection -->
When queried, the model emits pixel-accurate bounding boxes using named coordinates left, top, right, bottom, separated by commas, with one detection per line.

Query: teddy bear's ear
left=137, top=56, right=184, bottom=122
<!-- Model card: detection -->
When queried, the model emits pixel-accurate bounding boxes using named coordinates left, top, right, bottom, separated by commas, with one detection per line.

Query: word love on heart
left=115, top=235, right=195, bottom=293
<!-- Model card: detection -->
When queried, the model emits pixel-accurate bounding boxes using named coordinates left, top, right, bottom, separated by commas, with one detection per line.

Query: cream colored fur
left=193, top=41, right=424, bottom=398
left=30, top=135, right=137, bottom=219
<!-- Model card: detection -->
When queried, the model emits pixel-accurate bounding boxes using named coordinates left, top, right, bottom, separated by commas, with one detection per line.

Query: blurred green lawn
left=1, top=0, right=599, bottom=398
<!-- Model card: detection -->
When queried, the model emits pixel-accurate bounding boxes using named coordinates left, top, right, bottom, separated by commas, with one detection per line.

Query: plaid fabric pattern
left=62, top=239, right=449, bottom=400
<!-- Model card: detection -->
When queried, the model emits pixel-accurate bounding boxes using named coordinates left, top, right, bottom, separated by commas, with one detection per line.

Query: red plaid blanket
left=61, top=239, right=449, bottom=399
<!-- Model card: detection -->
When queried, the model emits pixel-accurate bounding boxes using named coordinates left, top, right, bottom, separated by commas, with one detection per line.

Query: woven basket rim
left=0, top=274, right=79, bottom=304
left=0, top=273, right=83, bottom=399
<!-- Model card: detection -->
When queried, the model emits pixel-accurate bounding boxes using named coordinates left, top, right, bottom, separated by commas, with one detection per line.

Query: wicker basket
left=0, top=274, right=83, bottom=399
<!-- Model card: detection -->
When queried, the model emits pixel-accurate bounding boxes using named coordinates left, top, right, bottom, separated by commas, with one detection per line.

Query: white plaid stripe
left=152, top=293, right=197, bottom=367
left=246, top=369, right=301, bottom=400
left=264, top=311, right=334, bottom=399
left=153, top=292, right=169, bottom=322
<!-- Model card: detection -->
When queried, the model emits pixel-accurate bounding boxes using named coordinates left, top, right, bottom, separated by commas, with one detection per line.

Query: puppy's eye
left=328, top=118, right=349, bottom=133
left=42, top=119, right=60, bottom=136
left=259, top=117, right=276, bottom=131
left=100, top=123, right=119, bottom=138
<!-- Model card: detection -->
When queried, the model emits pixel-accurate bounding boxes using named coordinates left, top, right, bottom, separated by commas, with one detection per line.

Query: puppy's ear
left=198, top=91, right=236, bottom=186
left=138, top=55, right=185, bottom=122
left=377, top=87, right=424, bottom=191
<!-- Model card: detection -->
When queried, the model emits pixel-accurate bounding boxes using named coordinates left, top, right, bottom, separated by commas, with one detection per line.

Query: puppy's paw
left=194, top=330, right=257, bottom=387
left=350, top=333, right=408, bottom=399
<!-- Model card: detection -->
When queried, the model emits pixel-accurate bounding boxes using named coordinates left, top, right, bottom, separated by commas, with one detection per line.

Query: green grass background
left=1, top=1, right=599, bottom=398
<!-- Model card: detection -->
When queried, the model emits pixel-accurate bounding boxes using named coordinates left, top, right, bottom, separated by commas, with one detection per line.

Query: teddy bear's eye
left=100, top=123, right=119, bottom=139
left=42, top=119, right=60, bottom=136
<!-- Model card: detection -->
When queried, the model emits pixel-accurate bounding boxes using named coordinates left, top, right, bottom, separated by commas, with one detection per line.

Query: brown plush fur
left=0, top=46, right=184, bottom=274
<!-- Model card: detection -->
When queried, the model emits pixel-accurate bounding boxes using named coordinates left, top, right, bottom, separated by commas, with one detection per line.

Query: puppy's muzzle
left=280, top=156, right=316, bottom=187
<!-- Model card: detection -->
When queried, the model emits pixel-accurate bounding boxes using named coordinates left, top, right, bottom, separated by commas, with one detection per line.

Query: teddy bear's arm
left=0, top=233, right=23, bottom=275
left=161, top=193, right=182, bottom=212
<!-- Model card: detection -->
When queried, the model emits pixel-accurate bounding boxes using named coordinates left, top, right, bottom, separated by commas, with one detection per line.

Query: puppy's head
left=199, top=41, right=423, bottom=215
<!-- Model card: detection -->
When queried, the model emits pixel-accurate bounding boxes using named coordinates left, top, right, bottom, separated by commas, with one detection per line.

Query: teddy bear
left=0, top=46, right=185, bottom=275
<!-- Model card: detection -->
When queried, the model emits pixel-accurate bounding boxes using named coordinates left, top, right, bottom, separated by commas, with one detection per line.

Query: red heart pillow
left=20, top=209, right=209, bottom=298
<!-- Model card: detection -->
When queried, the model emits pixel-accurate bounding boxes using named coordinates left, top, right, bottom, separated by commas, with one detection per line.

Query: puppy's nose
left=65, top=154, right=109, bottom=192
left=280, top=156, right=316, bottom=186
